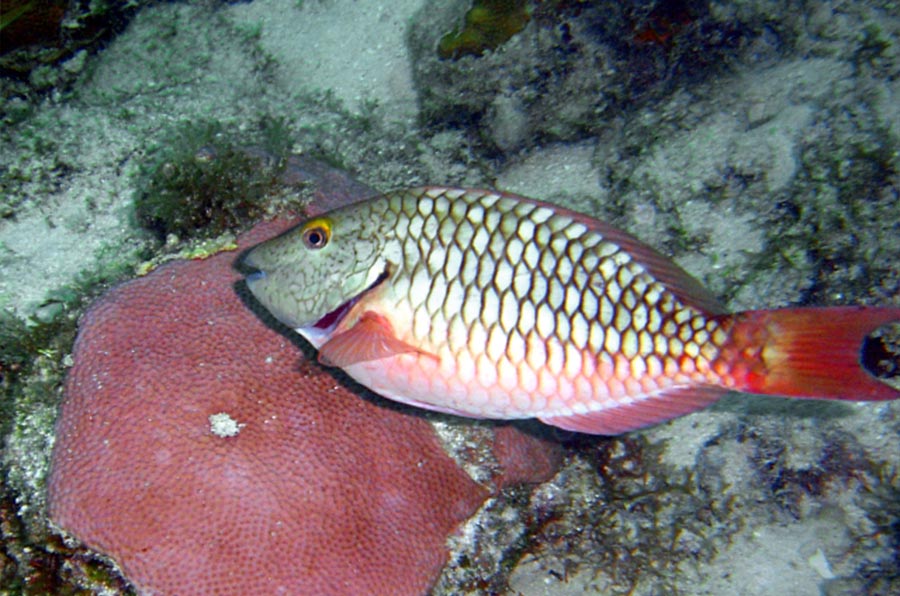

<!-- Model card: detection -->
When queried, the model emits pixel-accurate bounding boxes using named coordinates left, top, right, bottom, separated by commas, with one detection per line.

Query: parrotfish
left=243, top=187, right=900, bottom=435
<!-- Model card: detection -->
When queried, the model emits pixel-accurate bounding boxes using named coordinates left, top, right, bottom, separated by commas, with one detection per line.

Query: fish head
left=243, top=205, right=394, bottom=346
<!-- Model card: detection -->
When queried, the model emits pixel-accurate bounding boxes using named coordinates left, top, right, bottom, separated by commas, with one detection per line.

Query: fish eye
left=301, top=218, right=331, bottom=249
left=303, top=227, right=328, bottom=249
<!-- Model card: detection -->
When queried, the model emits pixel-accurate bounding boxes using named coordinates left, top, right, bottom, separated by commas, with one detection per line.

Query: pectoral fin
left=318, top=311, right=438, bottom=368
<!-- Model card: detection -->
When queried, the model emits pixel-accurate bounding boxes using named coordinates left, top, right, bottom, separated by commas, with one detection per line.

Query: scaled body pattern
left=244, top=187, right=900, bottom=435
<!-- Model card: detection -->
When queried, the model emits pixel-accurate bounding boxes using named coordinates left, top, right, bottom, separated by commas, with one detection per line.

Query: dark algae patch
left=132, top=118, right=295, bottom=241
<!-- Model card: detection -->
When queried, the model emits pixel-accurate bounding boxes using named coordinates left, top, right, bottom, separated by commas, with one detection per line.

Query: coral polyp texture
left=47, top=218, right=558, bottom=594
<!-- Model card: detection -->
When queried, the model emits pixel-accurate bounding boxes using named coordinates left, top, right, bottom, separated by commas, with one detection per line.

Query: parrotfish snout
left=243, top=266, right=293, bottom=327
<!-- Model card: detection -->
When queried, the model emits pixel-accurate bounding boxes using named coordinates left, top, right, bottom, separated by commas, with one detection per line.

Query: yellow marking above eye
left=301, top=217, right=332, bottom=249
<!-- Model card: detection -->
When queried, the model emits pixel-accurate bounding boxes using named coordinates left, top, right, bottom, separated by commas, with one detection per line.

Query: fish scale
left=377, top=187, right=723, bottom=418
left=244, top=186, right=900, bottom=435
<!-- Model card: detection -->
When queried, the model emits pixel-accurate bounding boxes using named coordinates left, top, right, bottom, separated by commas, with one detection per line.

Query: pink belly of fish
left=341, top=325, right=712, bottom=420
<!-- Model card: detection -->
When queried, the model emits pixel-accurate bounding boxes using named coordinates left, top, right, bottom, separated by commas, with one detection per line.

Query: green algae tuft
left=438, top=0, right=531, bottom=60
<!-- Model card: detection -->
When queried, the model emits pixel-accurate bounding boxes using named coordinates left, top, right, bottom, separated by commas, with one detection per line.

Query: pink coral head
left=47, top=219, right=492, bottom=595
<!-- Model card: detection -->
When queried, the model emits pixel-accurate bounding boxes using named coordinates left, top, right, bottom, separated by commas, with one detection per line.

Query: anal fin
left=538, top=386, right=725, bottom=435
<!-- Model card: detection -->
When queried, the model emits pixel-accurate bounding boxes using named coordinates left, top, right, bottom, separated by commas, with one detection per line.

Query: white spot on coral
left=209, top=412, right=245, bottom=438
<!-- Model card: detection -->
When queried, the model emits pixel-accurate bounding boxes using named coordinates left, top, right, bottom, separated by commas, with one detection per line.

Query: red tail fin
left=720, top=306, right=900, bottom=401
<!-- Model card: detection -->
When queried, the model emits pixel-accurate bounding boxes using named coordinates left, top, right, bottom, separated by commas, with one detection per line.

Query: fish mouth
left=312, top=295, right=357, bottom=333
left=311, top=267, right=391, bottom=334
left=246, top=269, right=266, bottom=283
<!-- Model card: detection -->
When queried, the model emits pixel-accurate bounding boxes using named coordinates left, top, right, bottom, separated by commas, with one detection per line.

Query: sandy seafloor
left=1, top=0, right=899, bottom=594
